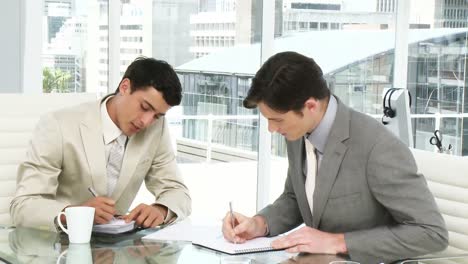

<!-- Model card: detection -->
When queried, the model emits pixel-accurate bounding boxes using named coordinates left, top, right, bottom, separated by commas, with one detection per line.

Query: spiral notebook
left=192, top=235, right=278, bottom=255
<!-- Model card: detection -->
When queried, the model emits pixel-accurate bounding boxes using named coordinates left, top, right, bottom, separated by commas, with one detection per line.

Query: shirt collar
left=306, top=95, right=338, bottom=154
left=101, top=96, right=124, bottom=145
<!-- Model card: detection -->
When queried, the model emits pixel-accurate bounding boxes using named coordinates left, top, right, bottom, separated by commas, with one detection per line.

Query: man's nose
left=141, top=112, right=154, bottom=127
left=268, top=122, right=277, bottom=133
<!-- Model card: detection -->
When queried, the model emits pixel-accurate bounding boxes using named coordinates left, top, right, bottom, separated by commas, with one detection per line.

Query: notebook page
left=143, top=219, right=280, bottom=254
left=92, top=219, right=135, bottom=234
left=192, top=229, right=278, bottom=254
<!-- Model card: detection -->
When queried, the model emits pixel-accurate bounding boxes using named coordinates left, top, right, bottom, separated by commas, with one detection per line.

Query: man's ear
left=118, top=78, right=131, bottom=95
left=304, top=98, right=318, bottom=113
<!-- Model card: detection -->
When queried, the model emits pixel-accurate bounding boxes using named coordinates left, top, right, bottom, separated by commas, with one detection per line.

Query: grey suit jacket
left=11, top=101, right=191, bottom=231
left=258, top=98, right=448, bottom=263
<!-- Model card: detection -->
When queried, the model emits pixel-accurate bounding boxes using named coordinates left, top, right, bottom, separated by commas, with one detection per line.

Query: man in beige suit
left=222, top=52, right=448, bottom=263
left=11, top=57, right=191, bottom=231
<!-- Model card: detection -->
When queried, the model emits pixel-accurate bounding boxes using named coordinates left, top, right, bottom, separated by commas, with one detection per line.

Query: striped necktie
left=106, top=134, right=127, bottom=196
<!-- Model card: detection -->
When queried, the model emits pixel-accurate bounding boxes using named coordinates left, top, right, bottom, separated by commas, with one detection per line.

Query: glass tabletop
left=397, top=254, right=468, bottom=264
left=0, top=227, right=350, bottom=264
left=0, top=227, right=466, bottom=264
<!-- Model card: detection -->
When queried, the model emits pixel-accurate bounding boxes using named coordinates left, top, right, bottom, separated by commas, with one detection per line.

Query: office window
left=268, top=0, right=398, bottom=203
left=408, top=0, right=468, bottom=155
left=42, top=0, right=108, bottom=94
left=119, top=0, right=262, bottom=218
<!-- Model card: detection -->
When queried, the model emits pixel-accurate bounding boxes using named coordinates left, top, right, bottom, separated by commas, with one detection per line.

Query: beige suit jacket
left=10, top=101, right=191, bottom=231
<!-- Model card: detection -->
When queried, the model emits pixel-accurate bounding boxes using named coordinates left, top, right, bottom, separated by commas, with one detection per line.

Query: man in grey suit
left=222, top=52, right=448, bottom=263
left=11, top=57, right=191, bottom=231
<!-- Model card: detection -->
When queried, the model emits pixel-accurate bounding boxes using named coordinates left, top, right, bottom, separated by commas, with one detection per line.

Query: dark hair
left=113, top=57, right=182, bottom=106
left=243, top=51, right=330, bottom=113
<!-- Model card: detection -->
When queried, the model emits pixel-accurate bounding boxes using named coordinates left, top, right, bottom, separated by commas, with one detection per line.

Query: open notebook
left=192, top=235, right=277, bottom=255
left=92, top=219, right=136, bottom=234
left=142, top=219, right=278, bottom=255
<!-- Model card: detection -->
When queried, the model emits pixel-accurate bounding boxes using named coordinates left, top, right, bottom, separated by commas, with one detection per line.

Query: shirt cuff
left=152, top=203, right=176, bottom=224
left=164, top=209, right=175, bottom=224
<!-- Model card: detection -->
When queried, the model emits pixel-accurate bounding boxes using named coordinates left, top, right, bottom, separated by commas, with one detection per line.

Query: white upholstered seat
left=0, top=93, right=97, bottom=227
left=411, top=148, right=468, bottom=255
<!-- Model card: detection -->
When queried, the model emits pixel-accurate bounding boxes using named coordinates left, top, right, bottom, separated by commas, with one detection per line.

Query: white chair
left=0, top=93, right=97, bottom=227
left=411, top=149, right=468, bottom=255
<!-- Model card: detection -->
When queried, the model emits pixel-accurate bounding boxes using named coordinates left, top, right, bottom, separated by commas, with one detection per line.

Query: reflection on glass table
left=0, top=227, right=337, bottom=264
left=2, top=227, right=187, bottom=264
left=397, top=254, right=468, bottom=264
left=1, top=227, right=467, bottom=264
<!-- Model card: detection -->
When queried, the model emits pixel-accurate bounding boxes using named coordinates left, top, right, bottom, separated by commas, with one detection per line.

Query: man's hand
left=92, top=248, right=115, bottom=263
left=126, top=240, right=161, bottom=258
left=222, top=212, right=268, bottom=243
left=271, top=226, right=347, bottom=254
left=278, top=254, right=348, bottom=264
left=123, top=203, right=168, bottom=228
left=71, top=197, right=116, bottom=224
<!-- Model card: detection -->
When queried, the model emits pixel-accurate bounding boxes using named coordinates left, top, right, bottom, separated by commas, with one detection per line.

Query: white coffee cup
left=56, top=243, right=93, bottom=264
left=57, top=206, right=95, bottom=243
left=67, top=243, right=93, bottom=264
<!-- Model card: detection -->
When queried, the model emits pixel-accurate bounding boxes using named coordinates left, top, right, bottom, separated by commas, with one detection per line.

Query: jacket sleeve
left=257, top=165, right=304, bottom=236
left=10, top=114, right=68, bottom=231
left=345, top=135, right=448, bottom=262
left=144, top=118, right=192, bottom=222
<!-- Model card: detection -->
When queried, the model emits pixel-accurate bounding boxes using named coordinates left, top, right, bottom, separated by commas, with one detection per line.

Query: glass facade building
left=176, top=29, right=468, bottom=159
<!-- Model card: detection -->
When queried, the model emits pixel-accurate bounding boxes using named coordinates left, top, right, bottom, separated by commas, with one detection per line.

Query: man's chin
left=122, top=129, right=135, bottom=137
left=285, top=134, right=301, bottom=141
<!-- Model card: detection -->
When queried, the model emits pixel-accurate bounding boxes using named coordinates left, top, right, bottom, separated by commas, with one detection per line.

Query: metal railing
left=170, top=113, right=467, bottom=161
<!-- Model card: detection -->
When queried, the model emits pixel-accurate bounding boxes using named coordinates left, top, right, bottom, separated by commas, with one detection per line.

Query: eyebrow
left=144, top=100, right=166, bottom=116
left=268, top=118, right=282, bottom=121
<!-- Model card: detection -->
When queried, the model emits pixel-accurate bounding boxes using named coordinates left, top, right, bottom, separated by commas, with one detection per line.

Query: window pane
left=408, top=0, right=468, bottom=155
left=42, top=0, right=108, bottom=94
left=126, top=0, right=262, bottom=219
left=269, top=1, right=397, bottom=202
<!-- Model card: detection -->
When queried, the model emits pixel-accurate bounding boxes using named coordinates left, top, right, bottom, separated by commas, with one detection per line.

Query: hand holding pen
left=222, top=203, right=270, bottom=244
left=229, top=202, right=237, bottom=244
left=83, top=187, right=117, bottom=224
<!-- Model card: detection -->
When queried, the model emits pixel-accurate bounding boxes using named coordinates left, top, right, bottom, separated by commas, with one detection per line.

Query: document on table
left=92, top=219, right=136, bottom=234
left=142, top=219, right=279, bottom=254
left=142, top=219, right=211, bottom=242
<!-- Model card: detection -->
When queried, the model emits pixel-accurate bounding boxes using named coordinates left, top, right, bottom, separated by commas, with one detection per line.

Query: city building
left=189, top=0, right=282, bottom=58
left=436, top=0, right=468, bottom=28
left=177, top=28, right=468, bottom=158
left=93, top=0, right=152, bottom=93
left=376, top=0, right=396, bottom=12
left=43, top=15, right=85, bottom=92
left=152, top=0, right=198, bottom=67
left=378, top=0, right=468, bottom=29
left=44, top=0, right=73, bottom=42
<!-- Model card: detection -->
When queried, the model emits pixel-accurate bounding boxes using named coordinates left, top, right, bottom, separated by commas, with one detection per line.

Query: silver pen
left=87, top=186, right=99, bottom=197
left=87, top=187, right=120, bottom=219
left=229, top=201, right=237, bottom=244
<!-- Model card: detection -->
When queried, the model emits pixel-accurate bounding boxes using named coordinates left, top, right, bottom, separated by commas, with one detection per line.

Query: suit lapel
left=312, top=99, right=350, bottom=228
left=80, top=102, right=107, bottom=196
left=111, top=129, right=147, bottom=200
